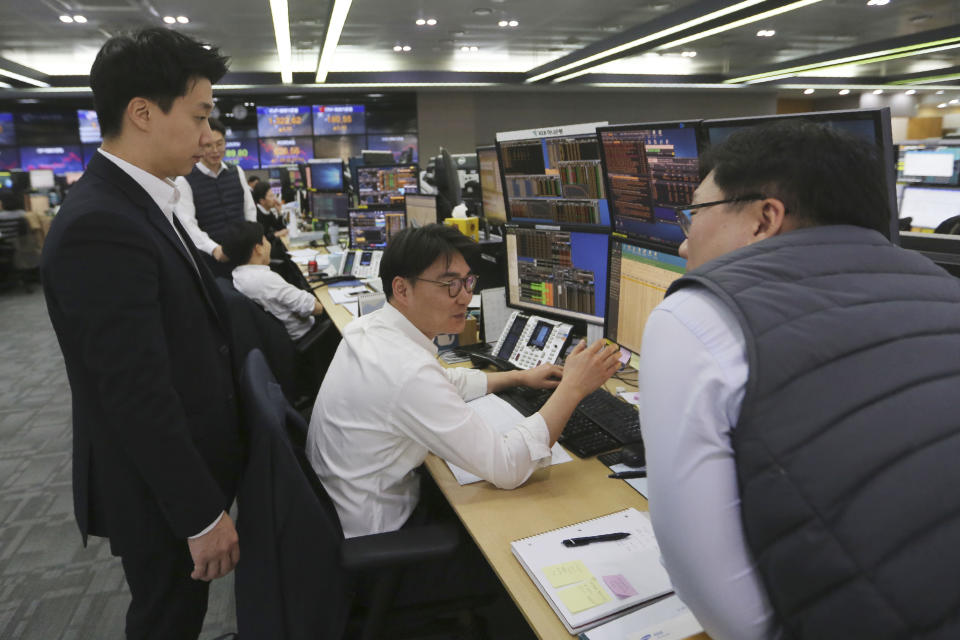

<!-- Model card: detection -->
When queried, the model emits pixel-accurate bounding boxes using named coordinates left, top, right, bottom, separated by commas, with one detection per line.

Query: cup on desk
left=328, top=223, right=340, bottom=246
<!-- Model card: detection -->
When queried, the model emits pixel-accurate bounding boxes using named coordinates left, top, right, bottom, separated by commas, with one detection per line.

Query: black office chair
left=235, top=349, right=466, bottom=640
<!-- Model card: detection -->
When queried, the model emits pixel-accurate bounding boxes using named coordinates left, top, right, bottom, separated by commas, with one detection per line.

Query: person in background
left=174, top=116, right=256, bottom=270
left=41, top=28, right=242, bottom=640
left=640, top=119, right=960, bottom=640
left=247, top=174, right=260, bottom=190
left=252, top=180, right=288, bottom=240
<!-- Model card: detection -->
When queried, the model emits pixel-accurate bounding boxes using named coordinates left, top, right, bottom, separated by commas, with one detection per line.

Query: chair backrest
left=215, top=277, right=297, bottom=400
left=235, top=349, right=351, bottom=640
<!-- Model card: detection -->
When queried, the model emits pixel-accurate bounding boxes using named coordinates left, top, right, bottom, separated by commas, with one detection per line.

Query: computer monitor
left=348, top=208, right=407, bottom=249
left=307, top=159, right=345, bottom=192
left=29, top=169, right=55, bottom=190
left=900, top=231, right=960, bottom=277
left=597, top=121, right=701, bottom=253
left=309, top=192, right=350, bottom=222
left=495, top=121, right=611, bottom=231
left=0, top=171, right=11, bottom=189
left=503, top=225, right=609, bottom=325
left=477, top=145, right=508, bottom=226
left=897, top=144, right=960, bottom=186
left=356, top=164, right=419, bottom=206
left=605, top=236, right=687, bottom=355
left=702, top=108, right=899, bottom=242
left=899, top=185, right=960, bottom=232
left=361, top=150, right=396, bottom=165
left=404, top=193, right=439, bottom=227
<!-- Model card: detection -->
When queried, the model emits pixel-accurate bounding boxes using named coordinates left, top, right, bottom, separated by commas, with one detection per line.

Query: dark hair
left=380, top=224, right=478, bottom=301
left=247, top=175, right=260, bottom=186
left=252, top=180, right=272, bottom=204
left=90, top=27, right=229, bottom=139
left=700, top=119, right=891, bottom=236
left=220, top=220, right=265, bottom=266
left=208, top=117, right=226, bottom=137
left=0, top=189, right=22, bottom=211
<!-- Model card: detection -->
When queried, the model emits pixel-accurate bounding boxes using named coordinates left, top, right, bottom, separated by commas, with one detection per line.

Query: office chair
left=235, top=349, right=467, bottom=640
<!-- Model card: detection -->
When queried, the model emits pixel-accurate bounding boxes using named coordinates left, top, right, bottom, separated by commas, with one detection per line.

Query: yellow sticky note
left=542, top=560, right=592, bottom=588
left=557, top=578, right=612, bottom=614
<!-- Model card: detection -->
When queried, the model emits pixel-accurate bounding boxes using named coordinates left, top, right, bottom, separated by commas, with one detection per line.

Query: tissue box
left=443, top=216, right=479, bottom=242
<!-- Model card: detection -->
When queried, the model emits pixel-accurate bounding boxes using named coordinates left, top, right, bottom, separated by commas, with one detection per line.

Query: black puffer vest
left=184, top=164, right=245, bottom=244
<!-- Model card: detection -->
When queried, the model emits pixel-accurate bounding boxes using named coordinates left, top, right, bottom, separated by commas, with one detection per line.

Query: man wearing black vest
left=174, top=117, right=256, bottom=272
left=639, top=120, right=960, bottom=640
left=42, top=29, right=242, bottom=639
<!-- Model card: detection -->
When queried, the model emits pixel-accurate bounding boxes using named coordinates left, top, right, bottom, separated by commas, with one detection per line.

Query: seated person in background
left=221, top=220, right=323, bottom=341
left=247, top=174, right=260, bottom=190
left=640, top=120, right=960, bottom=640
left=251, top=180, right=288, bottom=239
left=307, top=224, right=622, bottom=539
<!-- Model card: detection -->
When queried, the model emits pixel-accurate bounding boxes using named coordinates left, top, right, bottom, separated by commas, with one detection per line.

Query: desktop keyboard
left=497, top=387, right=642, bottom=458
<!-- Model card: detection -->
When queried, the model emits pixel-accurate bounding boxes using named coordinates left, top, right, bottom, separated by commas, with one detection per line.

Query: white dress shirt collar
left=377, top=301, right=437, bottom=355
left=97, top=148, right=180, bottom=223
left=195, top=160, right=228, bottom=178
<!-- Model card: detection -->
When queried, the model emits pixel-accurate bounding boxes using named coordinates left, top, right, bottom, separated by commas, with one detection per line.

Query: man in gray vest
left=640, top=120, right=960, bottom=640
left=174, top=117, right=256, bottom=270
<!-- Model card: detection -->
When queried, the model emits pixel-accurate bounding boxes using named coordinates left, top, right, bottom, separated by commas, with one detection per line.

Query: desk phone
left=339, top=249, right=383, bottom=279
left=492, top=311, right=573, bottom=370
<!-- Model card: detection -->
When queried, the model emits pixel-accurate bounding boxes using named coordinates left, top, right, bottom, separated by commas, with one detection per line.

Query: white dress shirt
left=173, top=161, right=256, bottom=256
left=307, top=302, right=552, bottom=538
left=232, top=264, right=316, bottom=340
left=639, top=286, right=782, bottom=640
left=96, top=148, right=221, bottom=538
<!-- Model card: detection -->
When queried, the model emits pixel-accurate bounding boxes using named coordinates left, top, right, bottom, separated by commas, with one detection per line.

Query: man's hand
left=212, top=245, right=229, bottom=263
left=521, top=363, right=563, bottom=390
left=187, top=512, right=239, bottom=581
left=558, top=339, right=622, bottom=399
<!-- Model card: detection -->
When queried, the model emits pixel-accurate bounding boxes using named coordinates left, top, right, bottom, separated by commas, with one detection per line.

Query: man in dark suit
left=42, top=28, right=242, bottom=640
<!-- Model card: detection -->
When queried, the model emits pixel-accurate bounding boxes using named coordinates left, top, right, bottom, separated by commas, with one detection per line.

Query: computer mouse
left=619, top=442, right=646, bottom=468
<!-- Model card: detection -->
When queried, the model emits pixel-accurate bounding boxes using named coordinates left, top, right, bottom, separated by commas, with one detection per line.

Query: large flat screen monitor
left=504, top=225, right=609, bottom=326
left=477, top=145, right=507, bottom=226
left=605, top=236, right=687, bottom=355
left=307, top=159, right=345, bottom=192
left=495, top=121, right=611, bottom=231
left=309, top=192, right=349, bottom=222
left=897, top=144, right=960, bottom=186
left=404, top=193, right=439, bottom=227
left=28, top=168, right=56, bottom=190
left=702, top=108, right=899, bottom=242
left=356, top=164, right=419, bottom=206
left=348, top=208, right=407, bottom=249
left=899, top=185, right=960, bottom=232
left=598, top=121, right=701, bottom=253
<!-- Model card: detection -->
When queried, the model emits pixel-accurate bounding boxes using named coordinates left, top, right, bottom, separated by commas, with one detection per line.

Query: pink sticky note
left=602, top=574, right=638, bottom=599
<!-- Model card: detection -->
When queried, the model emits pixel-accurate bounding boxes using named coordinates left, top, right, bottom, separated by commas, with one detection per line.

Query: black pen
left=608, top=470, right=647, bottom=479
left=562, top=532, right=630, bottom=547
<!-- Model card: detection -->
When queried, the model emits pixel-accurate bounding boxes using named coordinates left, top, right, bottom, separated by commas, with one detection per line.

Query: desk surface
left=310, top=279, right=709, bottom=640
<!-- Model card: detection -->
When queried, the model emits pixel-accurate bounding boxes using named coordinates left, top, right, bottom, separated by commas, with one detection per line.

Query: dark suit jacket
left=42, top=152, right=243, bottom=556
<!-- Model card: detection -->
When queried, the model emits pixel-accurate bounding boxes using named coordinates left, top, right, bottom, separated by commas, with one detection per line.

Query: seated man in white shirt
left=221, top=220, right=323, bottom=341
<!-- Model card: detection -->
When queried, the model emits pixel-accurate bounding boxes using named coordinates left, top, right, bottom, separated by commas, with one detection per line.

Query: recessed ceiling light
left=838, top=89, right=850, bottom=95
left=872, top=89, right=883, bottom=94
left=866, top=0, right=889, bottom=5
left=427, top=18, right=437, bottom=25
left=202, top=44, right=212, bottom=50
left=471, top=46, right=479, bottom=52
left=680, top=50, right=697, bottom=57
left=951, top=98, right=959, bottom=104
left=59, top=15, right=73, bottom=23
left=416, top=18, right=426, bottom=25
left=402, top=45, right=412, bottom=52
left=498, top=20, right=508, bottom=27
left=756, top=29, right=776, bottom=37
left=73, top=15, right=87, bottom=23
left=163, top=16, right=176, bottom=24
left=393, top=45, right=403, bottom=52
left=803, top=88, right=815, bottom=94
left=460, top=45, right=470, bottom=52
left=473, top=8, right=492, bottom=16
left=176, top=16, right=189, bottom=24
left=936, top=90, right=945, bottom=94
left=905, top=89, right=916, bottom=95
left=509, top=20, right=519, bottom=27
left=938, top=103, right=947, bottom=108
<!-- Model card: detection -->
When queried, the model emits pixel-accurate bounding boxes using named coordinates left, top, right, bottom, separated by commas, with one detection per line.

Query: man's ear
left=125, top=97, right=153, bottom=134
left=391, top=276, right=409, bottom=305
left=753, top=197, right=788, bottom=241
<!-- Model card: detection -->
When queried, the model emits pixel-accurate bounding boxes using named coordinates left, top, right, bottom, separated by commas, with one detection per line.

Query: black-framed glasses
left=414, top=274, right=479, bottom=298
left=673, top=193, right=768, bottom=237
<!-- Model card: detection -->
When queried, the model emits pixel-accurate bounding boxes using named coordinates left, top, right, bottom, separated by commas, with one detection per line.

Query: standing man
left=42, top=28, right=242, bottom=640
left=640, top=120, right=960, bottom=640
left=174, top=117, right=257, bottom=271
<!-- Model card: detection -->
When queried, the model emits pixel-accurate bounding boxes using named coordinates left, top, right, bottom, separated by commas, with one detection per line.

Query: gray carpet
left=0, top=286, right=236, bottom=640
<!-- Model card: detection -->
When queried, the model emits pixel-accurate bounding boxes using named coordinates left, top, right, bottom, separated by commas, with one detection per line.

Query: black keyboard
left=497, top=387, right=642, bottom=458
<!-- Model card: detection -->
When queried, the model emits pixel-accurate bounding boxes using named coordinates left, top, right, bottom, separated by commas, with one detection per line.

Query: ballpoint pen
left=561, top=532, right=631, bottom=547
left=608, top=470, right=647, bottom=479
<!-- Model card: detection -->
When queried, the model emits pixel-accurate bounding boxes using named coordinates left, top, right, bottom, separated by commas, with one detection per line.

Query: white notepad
left=510, top=508, right=673, bottom=635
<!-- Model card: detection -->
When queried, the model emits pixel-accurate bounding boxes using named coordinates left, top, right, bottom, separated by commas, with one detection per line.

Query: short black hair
left=208, top=117, right=226, bottom=137
left=220, top=220, right=265, bottom=266
left=90, top=27, right=229, bottom=139
left=252, top=180, right=272, bottom=204
left=380, top=224, right=478, bottom=301
left=700, top=119, right=891, bottom=237
left=247, top=175, right=260, bottom=186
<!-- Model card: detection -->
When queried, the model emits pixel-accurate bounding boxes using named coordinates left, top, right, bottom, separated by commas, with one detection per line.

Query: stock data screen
left=19, top=145, right=84, bottom=174
left=0, top=113, right=15, bottom=145
left=77, top=109, right=101, bottom=143
left=599, top=123, right=700, bottom=251
left=223, top=139, right=260, bottom=169
left=258, top=136, right=313, bottom=166
left=313, top=104, right=366, bottom=135
left=0, top=147, right=18, bottom=171
left=256, top=105, right=312, bottom=137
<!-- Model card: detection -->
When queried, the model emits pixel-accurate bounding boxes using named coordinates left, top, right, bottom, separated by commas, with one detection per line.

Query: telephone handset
left=491, top=310, right=574, bottom=370
left=339, top=249, right=383, bottom=279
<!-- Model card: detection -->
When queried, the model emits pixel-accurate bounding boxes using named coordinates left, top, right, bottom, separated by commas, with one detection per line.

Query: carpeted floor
left=0, top=285, right=236, bottom=640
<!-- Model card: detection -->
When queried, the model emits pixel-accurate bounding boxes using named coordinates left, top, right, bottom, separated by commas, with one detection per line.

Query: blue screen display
left=309, top=161, right=343, bottom=191
left=0, top=113, right=15, bottom=146
left=313, top=104, right=365, bottom=136
left=256, top=106, right=312, bottom=137
left=223, top=138, right=259, bottom=169
left=259, top=136, right=314, bottom=166
left=0, top=146, right=18, bottom=170
left=77, top=109, right=101, bottom=143
left=19, top=145, right=84, bottom=174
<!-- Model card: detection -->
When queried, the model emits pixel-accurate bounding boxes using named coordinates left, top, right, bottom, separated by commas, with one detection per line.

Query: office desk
left=310, top=282, right=708, bottom=639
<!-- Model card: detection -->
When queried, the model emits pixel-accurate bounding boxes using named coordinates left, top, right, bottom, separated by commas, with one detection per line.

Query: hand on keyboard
left=519, top=363, right=563, bottom=390
left=559, top=339, right=622, bottom=400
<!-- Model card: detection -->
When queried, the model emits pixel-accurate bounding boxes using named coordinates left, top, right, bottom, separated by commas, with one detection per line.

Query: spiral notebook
left=510, top=508, right=673, bottom=635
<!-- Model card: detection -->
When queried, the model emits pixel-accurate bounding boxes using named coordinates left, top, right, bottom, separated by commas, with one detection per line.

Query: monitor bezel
left=347, top=206, right=408, bottom=250
left=307, top=158, right=346, bottom=193
left=403, top=193, right=440, bottom=227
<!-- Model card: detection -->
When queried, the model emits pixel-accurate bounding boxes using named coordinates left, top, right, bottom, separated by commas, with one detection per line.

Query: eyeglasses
left=203, top=140, right=226, bottom=151
left=673, top=193, right=767, bottom=237
left=414, top=274, right=479, bottom=298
